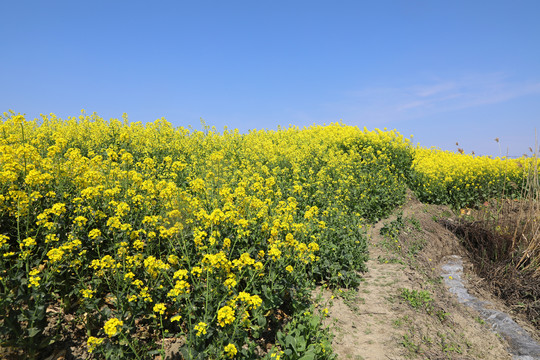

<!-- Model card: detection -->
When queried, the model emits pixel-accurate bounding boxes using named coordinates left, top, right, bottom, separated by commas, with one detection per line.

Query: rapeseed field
left=0, top=111, right=535, bottom=359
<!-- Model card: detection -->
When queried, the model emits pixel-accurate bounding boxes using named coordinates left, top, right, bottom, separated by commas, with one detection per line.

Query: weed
left=435, top=310, right=449, bottom=322
left=400, top=334, right=420, bottom=354
left=474, top=316, right=486, bottom=325
left=400, top=288, right=433, bottom=313
left=377, top=255, right=404, bottom=265
left=437, top=332, right=462, bottom=354
left=380, top=212, right=405, bottom=239
left=426, top=276, right=443, bottom=285
left=392, top=318, right=403, bottom=328
left=408, top=217, right=422, bottom=232
left=405, top=236, right=426, bottom=258
left=441, top=210, right=453, bottom=218
left=421, top=335, right=433, bottom=345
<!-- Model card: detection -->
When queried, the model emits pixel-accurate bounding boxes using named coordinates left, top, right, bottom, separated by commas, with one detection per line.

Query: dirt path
left=323, top=193, right=524, bottom=359
left=324, top=220, right=417, bottom=359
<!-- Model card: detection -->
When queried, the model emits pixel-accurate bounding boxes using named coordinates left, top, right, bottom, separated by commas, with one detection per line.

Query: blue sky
left=1, top=0, right=539, bottom=157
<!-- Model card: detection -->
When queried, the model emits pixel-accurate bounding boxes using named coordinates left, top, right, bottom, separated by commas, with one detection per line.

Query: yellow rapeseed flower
left=87, top=336, right=104, bottom=353
left=224, top=343, right=237, bottom=358
left=22, top=237, right=36, bottom=247
left=47, top=248, right=64, bottom=263
left=81, top=289, right=95, bottom=298
left=28, top=269, right=41, bottom=288
left=103, top=318, right=123, bottom=337
left=88, top=229, right=101, bottom=239
left=50, top=203, right=66, bottom=216
left=153, top=303, right=166, bottom=315
left=194, top=322, right=208, bottom=336
left=132, top=239, right=145, bottom=250
left=217, top=306, right=235, bottom=327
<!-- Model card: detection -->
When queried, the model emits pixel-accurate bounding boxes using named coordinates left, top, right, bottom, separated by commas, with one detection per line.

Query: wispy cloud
left=413, top=82, right=458, bottom=97
left=322, top=73, right=540, bottom=125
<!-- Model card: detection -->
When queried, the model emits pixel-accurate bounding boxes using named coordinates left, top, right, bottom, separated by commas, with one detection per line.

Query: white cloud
left=324, top=73, right=540, bottom=125
left=413, top=82, right=457, bottom=97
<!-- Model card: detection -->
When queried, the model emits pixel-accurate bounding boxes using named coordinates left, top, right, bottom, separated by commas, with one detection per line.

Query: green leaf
left=285, top=334, right=296, bottom=349
left=298, top=353, right=316, bottom=360
left=27, top=327, right=41, bottom=338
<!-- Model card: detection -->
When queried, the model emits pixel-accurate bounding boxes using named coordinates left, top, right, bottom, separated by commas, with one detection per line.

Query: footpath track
left=324, top=195, right=535, bottom=359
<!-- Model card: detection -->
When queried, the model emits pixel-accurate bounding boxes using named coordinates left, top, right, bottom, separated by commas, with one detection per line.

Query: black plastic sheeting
left=441, top=255, right=540, bottom=360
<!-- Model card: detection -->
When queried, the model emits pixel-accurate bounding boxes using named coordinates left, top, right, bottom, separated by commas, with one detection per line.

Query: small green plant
left=435, top=310, right=449, bottom=322
left=276, top=307, right=334, bottom=360
left=421, top=335, right=433, bottom=345
left=441, top=210, right=453, bottom=218
left=380, top=212, right=405, bottom=239
left=438, top=332, right=462, bottom=354
left=400, top=334, right=420, bottom=354
left=377, top=255, right=404, bottom=265
left=400, top=288, right=433, bottom=313
left=408, top=216, right=422, bottom=232
left=345, top=355, right=365, bottom=360
left=426, top=276, right=443, bottom=285
left=474, top=316, right=486, bottom=325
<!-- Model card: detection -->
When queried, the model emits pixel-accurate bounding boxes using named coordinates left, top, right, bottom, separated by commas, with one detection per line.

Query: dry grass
left=494, top=134, right=540, bottom=274
left=443, top=133, right=540, bottom=329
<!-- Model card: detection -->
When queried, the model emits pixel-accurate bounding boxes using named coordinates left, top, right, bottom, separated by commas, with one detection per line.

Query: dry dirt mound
left=323, top=191, right=539, bottom=359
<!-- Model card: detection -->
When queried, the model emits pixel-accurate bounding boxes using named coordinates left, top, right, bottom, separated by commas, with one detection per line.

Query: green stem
left=120, top=332, right=142, bottom=360
left=159, top=315, right=165, bottom=357
left=16, top=196, right=21, bottom=243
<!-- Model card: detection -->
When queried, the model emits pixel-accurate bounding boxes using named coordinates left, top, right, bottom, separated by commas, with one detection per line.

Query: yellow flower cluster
left=153, top=303, right=166, bottom=315
left=80, top=289, right=95, bottom=298
left=234, top=291, right=263, bottom=310
left=28, top=269, right=41, bottom=288
left=224, top=343, right=238, bottom=358
left=194, top=322, right=208, bottom=336
left=217, top=305, right=236, bottom=327
left=103, top=318, right=123, bottom=337
left=87, top=336, right=104, bottom=353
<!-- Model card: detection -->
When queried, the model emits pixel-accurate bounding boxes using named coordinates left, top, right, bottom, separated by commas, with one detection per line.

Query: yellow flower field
left=409, top=147, right=538, bottom=209
left=0, top=110, right=534, bottom=359
left=0, top=111, right=411, bottom=359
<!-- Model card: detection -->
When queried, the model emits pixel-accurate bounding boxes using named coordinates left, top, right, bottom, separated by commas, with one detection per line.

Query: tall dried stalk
left=476, top=131, right=540, bottom=274
left=514, top=130, right=539, bottom=274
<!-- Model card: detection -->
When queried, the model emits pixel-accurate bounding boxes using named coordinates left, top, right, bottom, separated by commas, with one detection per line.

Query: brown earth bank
left=439, top=205, right=540, bottom=332
left=323, top=190, right=539, bottom=360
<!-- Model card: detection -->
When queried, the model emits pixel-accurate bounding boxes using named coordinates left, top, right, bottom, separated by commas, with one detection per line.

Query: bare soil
left=323, top=191, right=539, bottom=359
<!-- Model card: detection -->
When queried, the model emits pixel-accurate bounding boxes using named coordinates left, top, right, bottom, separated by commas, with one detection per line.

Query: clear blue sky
left=2, top=0, right=539, bottom=157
